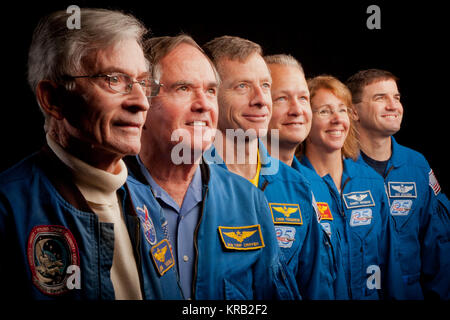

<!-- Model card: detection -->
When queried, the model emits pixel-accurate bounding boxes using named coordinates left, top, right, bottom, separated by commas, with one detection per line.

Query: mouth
left=325, top=129, right=345, bottom=137
left=381, top=114, right=399, bottom=120
left=186, top=120, right=208, bottom=127
left=283, top=121, right=305, bottom=126
left=242, top=114, right=268, bottom=122
left=114, top=121, right=143, bottom=130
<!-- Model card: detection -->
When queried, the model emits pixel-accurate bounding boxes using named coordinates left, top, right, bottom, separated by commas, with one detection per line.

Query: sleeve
left=295, top=197, right=335, bottom=299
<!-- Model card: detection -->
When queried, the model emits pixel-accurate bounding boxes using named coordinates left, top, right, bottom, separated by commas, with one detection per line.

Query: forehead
left=218, top=53, right=271, bottom=82
left=363, top=79, right=399, bottom=96
left=90, top=39, right=148, bottom=75
left=312, top=88, right=345, bottom=106
left=159, top=43, right=216, bottom=82
left=269, top=64, right=307, bottom=92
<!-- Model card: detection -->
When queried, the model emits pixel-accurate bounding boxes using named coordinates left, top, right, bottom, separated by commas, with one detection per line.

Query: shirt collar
left=136, top=155, right=202, bottom=213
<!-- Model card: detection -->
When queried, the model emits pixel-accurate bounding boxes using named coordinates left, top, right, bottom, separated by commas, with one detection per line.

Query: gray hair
left=145, top=34, right=220, bottom=84
left=27, top=8, right=149, bottom=96
left=264, top=54, right=304, bottom=74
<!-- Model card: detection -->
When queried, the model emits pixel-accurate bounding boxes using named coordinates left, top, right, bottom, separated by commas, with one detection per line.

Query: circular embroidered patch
left=27, top=225, right=80, bottom=295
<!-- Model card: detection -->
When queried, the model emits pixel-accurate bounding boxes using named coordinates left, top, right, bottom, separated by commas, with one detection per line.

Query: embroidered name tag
left=390, top=199, right=413, bottom=216
left=150, top=239, right=175, bottom=276
left=350, top=208, right=373, bottom=227
left=316, top=202, right=333, bottom=220
left=218, top=225, right=265, bottom=250
left=269, top=203, right=303, bottom=225
left=388, top=182, right=417, bottom=198
left=343, top=190, right=375, bottom=209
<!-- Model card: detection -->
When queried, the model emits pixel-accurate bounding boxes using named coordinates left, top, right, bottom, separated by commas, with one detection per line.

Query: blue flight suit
left=125, top=156, right=300, bottom=300
left=0, top=146, right=183, bottom=300
left=358, top=137, right=450, bottom=299
left=301, top=156, right=406, bottom=299
left=205, top=142, right=335, bottom=299
left=292, top=157, right=349, bottom=299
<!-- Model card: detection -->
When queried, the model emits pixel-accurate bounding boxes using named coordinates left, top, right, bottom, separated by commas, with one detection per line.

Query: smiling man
left=203, top=37, right=335, bottom=299
left=126, top=35, right=298, bottom=300
left=0, top=8, right=183, bottom=300
left=347, top=69, right=450, bottom=299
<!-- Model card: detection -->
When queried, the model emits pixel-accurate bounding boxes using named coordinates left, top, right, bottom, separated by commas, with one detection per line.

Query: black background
left=1, top=1, right=448, bottom=194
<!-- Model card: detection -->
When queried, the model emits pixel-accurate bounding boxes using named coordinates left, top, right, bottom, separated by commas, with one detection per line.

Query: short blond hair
left=297, top=75, right=359, bottom=160
left=264, top=54, right=304, bottom=74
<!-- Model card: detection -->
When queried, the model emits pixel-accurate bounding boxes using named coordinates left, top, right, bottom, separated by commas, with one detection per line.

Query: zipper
left=191, top=185, right=208, bottom=299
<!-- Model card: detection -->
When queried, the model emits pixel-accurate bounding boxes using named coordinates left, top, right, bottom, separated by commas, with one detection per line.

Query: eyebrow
left=169, top=80, right=219, bottom=89
left=98, top=67, right=150, bottom=78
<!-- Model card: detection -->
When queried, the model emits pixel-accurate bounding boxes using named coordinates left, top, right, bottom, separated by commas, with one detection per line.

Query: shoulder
left=395, top=142, right=430, bottom=169
left=0, top=153, right=40, bottom=188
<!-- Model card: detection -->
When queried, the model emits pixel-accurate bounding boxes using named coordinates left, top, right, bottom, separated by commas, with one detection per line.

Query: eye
left=318, top=109, right=331, bottom=116
left=261, top=82, right=271, bottom=90
left=109, top=75, right=121, bottom=84
left=207, top=87, right=217, bottom=96
left=298, top=96, right=309, bottom=104
left=339, top=106, right=348, bottom=114
left=275, top=96, right=287, bottom=102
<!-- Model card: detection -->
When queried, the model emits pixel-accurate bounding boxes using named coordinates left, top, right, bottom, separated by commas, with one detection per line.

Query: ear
left=349, top=104, right=360, bottom=121
left=36, top=80, right=65, bottom=120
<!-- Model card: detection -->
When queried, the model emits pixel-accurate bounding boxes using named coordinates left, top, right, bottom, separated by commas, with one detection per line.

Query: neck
left=266, top=138, right=296, bottom=166
left=214, top=130, right=258, bottom=181
left=306, top=143, right=343, bottom=191
left=49, top=128, right=122, bottom=174
left=139, top=139, right=198, bottom=207
left=358, top=127, right=392, bottom=161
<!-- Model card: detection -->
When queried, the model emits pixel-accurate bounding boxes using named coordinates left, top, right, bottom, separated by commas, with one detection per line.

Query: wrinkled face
left=63, top=39, right=150, bottom=157
left=268, top=64, right=311, bottom=148
left=143, top=43, right=218, bottom=155
left=308, top=89, right=350, bottom=153
left=216, top=53, right=272, bottom=137
left=354, top=79, right=403, bottom=137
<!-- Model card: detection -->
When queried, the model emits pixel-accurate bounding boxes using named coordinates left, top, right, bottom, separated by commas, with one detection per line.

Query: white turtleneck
left=47, top=135, right=143, bottom=300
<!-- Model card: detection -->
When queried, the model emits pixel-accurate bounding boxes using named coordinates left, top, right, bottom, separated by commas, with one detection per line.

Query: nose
left=191, top=89, right=216, bottom=113
left=250, top=85, right=271, bottom=108
left=385, top=95, right=401, bottom=111
left=123, top=84, right=150, bottom=112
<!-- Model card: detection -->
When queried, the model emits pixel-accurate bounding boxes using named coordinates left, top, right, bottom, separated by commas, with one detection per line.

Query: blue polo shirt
left=136, top=156, right=202, bottom=299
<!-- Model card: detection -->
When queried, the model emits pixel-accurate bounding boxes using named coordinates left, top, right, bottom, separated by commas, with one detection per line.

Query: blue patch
left=269, top=203, right=303, bottom=225
left=350, top=208, right=373, bottom=227
left=390, top=199, right=413, bottom=216
left=218, top=225, right=265, bottom=250
left=275, top=226, right=296, bottom=248
left=136, top=205, right=157, bottom=245
left=343, top=190, right=375, bottom=209
left=320, top=222, right=332, bottom=238
left=150, top=239, right=175, bottom=276
left=388, top=182, right=417, bottom=198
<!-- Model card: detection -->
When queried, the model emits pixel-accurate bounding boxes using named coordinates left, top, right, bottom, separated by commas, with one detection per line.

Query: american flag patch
left=429, top=169, right=441, bottom=196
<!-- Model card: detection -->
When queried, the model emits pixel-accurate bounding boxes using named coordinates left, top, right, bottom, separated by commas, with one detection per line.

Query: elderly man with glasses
left=0, top=8, right=182, bottom=300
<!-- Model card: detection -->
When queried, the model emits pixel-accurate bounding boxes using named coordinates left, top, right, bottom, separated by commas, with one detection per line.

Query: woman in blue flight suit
left=297, top=75, right=406, bottom=299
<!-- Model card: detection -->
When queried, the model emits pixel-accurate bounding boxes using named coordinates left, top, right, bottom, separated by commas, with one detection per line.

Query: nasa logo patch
left=275, top=226, right=296, bottom=248
left=350, top=208, right=373, bottom=227
left=390, top=199, right=413, bottom=216
left=136, top=205, right=157, bottom=245
left=27, top=225, right=80, bottom=295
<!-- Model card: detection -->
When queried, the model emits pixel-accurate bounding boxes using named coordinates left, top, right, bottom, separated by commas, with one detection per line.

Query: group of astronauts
left=0, top=8, right=448, bottom=300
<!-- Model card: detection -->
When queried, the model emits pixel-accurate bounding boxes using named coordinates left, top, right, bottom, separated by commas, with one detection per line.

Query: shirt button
left=183, top=255, right=189, bottom=262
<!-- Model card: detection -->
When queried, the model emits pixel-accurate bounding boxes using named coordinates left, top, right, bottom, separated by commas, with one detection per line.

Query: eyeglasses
left=312, top=105, right=349, bottom=118
left=66, top=72, right=162, bottom=97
